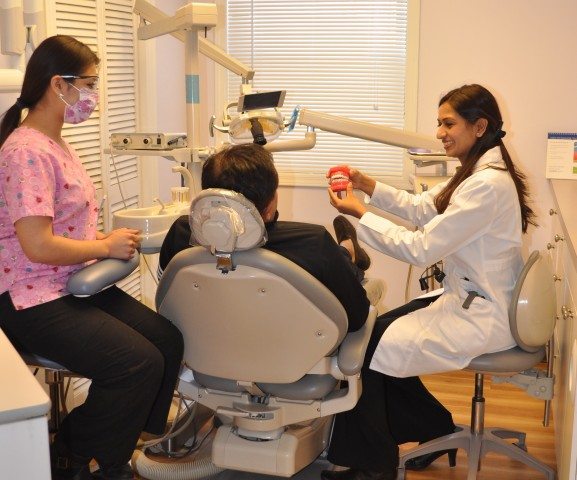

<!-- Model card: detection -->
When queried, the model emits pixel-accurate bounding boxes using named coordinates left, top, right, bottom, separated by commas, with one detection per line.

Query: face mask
left=59, top=84, right=98, bottom=124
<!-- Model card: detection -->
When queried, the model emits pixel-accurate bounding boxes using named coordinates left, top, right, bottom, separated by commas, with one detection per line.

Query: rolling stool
left=398, top=251, right=556, bottom=480
left=18, top=351, right=77, bottom=433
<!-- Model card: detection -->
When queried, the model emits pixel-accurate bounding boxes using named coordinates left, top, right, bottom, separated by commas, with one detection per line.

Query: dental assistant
left=0, top=35, right=183, bottom=480
left=323, top=84, right=536, bottom=480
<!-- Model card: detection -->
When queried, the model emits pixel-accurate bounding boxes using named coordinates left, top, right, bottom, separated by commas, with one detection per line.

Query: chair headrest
left=189, top=188, right=267, bottom=255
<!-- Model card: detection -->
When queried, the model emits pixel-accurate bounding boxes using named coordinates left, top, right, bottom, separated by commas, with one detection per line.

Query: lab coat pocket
left=457, top=277, right=489, bottom=306
left=456, top=276, right=499, bottom=336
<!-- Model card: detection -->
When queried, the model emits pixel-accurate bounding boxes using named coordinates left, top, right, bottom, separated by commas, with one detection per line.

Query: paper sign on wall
left=546, top=133, right=577, bottom=179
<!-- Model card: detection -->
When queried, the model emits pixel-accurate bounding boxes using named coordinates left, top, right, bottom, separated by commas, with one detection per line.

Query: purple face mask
left=59, top=84, right=99, bottom=124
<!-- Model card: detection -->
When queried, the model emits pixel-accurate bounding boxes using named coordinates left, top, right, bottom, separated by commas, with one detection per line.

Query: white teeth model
left=331, top=173, right=348, bottom=181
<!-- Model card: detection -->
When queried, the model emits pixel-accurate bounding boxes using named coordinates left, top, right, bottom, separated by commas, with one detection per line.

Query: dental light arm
left=297, top=108, right=443, bottom=152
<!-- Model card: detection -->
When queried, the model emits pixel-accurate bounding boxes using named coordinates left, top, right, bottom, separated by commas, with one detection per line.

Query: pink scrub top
left=0, top=126, right=98, bottom=310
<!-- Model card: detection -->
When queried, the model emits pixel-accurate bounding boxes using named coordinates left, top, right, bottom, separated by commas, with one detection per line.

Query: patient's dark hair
left=201, top=144, right=279, bottom=213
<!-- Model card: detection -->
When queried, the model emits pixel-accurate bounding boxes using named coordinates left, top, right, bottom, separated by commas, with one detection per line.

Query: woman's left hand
left=328, top=183, right=367, bottom=218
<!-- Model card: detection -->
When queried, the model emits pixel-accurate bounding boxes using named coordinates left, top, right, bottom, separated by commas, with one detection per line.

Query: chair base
left=397, top=423, right=555, bottom=480
left=212, top=416, right=332, bottom=477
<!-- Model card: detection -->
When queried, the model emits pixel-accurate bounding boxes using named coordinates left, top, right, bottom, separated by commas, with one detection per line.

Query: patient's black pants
left=327, top=296, right=455, bottom=472
left=0, top=287, right=184, bottom=469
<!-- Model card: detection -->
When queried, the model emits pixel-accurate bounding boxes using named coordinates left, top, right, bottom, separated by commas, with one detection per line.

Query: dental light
left=228, top=109, right=284, bottom=145
left=210, top=90, right=288, bottom=146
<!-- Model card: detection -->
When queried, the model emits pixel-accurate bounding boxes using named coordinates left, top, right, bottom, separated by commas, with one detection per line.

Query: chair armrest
left=337, top=305, right=377, bottom=376
left=66, top=252, right=140, bottom=296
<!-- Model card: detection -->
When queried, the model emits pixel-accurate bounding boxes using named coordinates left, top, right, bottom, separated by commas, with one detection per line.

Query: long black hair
left=0, top=35, right=100, bottom=147
left=434, top=84, right=536, bottom=232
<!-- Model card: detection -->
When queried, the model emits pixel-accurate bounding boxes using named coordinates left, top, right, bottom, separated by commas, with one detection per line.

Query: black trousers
left=327, top=296, right=455, bottom=472
left=0, top=287, right=184, bottom=468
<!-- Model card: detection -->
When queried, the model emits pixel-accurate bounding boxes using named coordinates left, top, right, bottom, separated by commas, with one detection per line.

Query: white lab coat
left=359, top=147, right=523, bottom=377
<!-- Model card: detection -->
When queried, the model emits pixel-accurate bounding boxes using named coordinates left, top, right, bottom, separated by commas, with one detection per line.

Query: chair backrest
left=156, top=189, right=349, bottom=384
left=508, top=250, right=557, bottom=353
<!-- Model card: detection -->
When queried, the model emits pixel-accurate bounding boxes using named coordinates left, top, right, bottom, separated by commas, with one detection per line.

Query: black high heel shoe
left=404, top=448, right=457, bottom=471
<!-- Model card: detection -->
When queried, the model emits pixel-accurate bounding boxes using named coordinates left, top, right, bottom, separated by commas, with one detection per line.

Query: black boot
left=321, top=468, right=397, bottom=480
left=50, top=438, right=92, bottom=480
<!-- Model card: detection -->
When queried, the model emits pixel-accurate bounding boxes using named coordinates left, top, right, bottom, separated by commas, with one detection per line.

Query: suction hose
left=131, top=449, right=224, bottom=480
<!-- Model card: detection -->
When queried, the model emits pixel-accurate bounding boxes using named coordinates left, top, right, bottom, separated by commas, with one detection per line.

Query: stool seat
left=19, top=352, right=69, bottom=372
left=18, top=350, right=75, bottom=432
left=467, top=346, right=545, bottom=374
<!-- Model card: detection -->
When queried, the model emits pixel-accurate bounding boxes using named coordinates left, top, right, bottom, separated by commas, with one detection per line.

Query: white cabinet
left=550, top=181, right=577, bottom=480
left=0, top=330, right=51, bottom=480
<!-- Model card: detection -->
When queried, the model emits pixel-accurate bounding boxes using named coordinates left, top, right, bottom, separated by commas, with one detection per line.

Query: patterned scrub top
left=0, top=126, right=99, bottom=310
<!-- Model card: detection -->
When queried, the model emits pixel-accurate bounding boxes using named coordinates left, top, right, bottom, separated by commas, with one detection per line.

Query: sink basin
left=113, top=203, right=189, bottom=254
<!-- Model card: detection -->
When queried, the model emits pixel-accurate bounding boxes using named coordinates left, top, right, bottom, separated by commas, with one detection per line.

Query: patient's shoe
left=333, top=215, right=371, bottom=271
left=92, top=463, right=134, bottom=479
left=321, top=467, right=397, bottom=480
left=50, top=438, right=92, bottom=480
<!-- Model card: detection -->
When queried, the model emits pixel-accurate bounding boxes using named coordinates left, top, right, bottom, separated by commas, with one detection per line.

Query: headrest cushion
left=189, top=188, right=266, bottom=252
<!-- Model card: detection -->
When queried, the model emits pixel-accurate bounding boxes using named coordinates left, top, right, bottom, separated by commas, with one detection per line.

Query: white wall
left=150, top=0, right=577, bottom=310
left=417, top=0, right=577, bottom=254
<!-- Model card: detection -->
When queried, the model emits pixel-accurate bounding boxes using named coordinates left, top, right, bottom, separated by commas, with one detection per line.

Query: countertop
left=0, top=329, right=50, bottom=424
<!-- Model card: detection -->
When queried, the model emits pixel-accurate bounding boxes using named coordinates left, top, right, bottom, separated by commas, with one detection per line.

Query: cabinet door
left=554, top=225, right=577, bottom=480
left=550, top=207, right=568, bottom=474
left=562, top=254, right=577, bottom=480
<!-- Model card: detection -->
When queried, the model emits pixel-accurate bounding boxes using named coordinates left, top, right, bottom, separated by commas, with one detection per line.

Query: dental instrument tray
left=110, top=132, right=187, bottom=150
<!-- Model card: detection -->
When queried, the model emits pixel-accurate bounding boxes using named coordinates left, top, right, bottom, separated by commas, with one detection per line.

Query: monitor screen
left=238, top=90, right=286, bottom=112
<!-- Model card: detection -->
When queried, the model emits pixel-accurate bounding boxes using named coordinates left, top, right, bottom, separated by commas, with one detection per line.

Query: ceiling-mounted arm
left=133, top=0, right=254, bottom=82
left=199, top=37, right=254, bottom=82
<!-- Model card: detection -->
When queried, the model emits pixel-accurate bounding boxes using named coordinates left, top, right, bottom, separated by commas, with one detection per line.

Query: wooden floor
left=400, top=369, right=557, bottom=479
left=133, top=369, right=557, bottom=480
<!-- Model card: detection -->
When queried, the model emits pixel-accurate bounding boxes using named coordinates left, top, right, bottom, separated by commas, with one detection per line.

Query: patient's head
left=201, top=144, right=279, bottom=221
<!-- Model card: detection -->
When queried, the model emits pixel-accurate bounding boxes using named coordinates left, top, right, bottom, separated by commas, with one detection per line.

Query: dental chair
left=155, top=188, right=377, bottom=477
left=398, top=250, right=556, bottom=480
left=16, top=254, right=141, bottom=432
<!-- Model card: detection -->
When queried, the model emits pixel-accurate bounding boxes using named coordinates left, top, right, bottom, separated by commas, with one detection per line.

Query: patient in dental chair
left=159, top=143, right=370, bottom=332
left=160, top=144, right=454, bottom=478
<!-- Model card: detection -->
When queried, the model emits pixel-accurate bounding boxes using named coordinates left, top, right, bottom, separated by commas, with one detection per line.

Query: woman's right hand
left=348, top=168, right=376, bottom=196
left=328, top=183, right=367, bottom=218
left=103, top=228, right=141, bottom=259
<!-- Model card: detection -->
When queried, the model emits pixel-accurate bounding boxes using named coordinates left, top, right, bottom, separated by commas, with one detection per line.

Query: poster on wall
left=545, top=133, right=577, bottom=180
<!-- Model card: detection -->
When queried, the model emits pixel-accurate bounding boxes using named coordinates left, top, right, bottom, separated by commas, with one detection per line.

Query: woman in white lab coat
left=322, top=84, right=536, bottom=480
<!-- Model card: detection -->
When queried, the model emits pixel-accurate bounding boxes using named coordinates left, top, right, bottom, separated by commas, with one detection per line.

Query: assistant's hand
left=103, top=228, right=141, bottom=259
left=328, top=183, right=367, bottom=219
